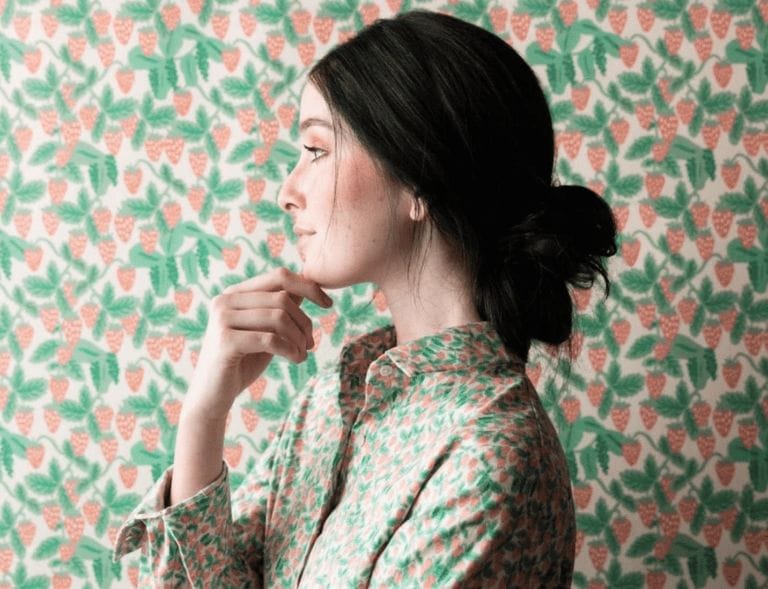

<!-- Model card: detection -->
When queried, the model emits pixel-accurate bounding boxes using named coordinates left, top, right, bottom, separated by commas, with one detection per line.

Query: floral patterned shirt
left=112, top=320, right=576, bottom=588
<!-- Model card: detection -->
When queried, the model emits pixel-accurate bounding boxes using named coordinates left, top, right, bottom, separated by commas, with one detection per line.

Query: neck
left=375, top=241, right=481, bottom=347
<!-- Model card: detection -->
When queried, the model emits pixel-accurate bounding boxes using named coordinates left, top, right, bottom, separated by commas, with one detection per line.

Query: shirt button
left=380, top=365, right=393, bottom=377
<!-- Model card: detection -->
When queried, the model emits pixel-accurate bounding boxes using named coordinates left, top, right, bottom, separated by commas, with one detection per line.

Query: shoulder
left=452, top=379, right=572, bottom=495
left=428, top=369, right=538, bottom=433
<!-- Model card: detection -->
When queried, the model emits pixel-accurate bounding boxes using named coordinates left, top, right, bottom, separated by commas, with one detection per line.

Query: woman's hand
left=183, top=267, right=333, bottom=421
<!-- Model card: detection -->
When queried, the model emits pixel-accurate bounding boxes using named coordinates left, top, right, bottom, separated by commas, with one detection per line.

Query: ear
left=409, top=194, right=427, bottom=222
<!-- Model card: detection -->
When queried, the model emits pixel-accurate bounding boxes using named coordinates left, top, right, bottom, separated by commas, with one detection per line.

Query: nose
left=277, top=161, right=303, bottom=215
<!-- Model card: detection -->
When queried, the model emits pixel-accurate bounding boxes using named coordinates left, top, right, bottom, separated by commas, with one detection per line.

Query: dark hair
left=307, top=9, right=618, bottom=368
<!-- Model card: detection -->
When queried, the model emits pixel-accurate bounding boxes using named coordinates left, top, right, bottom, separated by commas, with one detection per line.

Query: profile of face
left=277, top=82, right=422, bottom=290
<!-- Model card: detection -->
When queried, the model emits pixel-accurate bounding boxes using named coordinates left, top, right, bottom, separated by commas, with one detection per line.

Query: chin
left=300, top=261, right=366, bottom=291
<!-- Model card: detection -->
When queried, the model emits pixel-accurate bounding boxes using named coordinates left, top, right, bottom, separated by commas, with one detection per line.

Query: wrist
left=180, top=400, right=230, bottom=425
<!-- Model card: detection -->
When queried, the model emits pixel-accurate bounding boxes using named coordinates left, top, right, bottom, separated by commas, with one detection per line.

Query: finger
left=224, top=291, right=314, bottom=347
left=229, top=329, right=306, bottom=363
left=226, top=306, right=312, bottom=352
left=222, top=268, right=333, bottom=308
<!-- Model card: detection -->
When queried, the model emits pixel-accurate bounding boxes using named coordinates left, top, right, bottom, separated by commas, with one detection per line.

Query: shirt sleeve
left=111, top=420, right=287, bottom=588
left=367, top=439, right=574, bottom=589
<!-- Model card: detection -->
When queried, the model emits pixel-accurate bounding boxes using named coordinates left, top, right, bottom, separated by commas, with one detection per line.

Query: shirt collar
left=340, top=320, right=526, bottom=378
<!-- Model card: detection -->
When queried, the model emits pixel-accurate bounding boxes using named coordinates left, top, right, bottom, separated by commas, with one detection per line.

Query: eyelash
left=303, top=145, right=325, bottom=162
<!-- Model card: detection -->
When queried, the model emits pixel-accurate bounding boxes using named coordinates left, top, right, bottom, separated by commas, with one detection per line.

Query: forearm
left=170, top=401, right=229, bottom=506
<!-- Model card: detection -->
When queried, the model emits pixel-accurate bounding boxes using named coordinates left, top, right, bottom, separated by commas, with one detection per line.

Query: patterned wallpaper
left=0, top=0, right=766, bottom=587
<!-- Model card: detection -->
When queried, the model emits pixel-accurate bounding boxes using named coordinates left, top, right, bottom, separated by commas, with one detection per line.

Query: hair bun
left=539, top=184, right=617, bottom=258
left=494, top=183, right=617, bottom=290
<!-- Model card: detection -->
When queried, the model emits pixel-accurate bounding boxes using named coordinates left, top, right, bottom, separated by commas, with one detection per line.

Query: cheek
left=338, top=180, right=390, bottom=243
left=324, top=147, right=397, bottom=250
left=339, top=153, right=390, bottom=212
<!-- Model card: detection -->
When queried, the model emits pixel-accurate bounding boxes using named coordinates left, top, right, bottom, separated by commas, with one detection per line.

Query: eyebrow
left=299, top=117, right=333, bottom=132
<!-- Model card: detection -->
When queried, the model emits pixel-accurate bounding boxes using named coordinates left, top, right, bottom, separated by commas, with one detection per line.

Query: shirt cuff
left=112, top=460, right=229, bottom=562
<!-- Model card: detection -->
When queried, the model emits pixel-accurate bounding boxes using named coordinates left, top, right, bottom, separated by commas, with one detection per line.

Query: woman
left=113, top=9, right=617, bottom=588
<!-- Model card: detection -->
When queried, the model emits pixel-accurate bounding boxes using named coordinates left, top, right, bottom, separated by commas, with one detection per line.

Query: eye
left=303, top=145, right=325, bottom=162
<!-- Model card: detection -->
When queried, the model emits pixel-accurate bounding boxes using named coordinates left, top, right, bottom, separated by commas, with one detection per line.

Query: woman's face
left=277, top=81, right=417, bottom=290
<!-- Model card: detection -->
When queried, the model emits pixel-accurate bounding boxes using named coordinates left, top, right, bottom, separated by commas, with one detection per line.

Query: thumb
left=288, top=293, right=305, bottom=305
left=290, top=271, right=309, bottom=305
